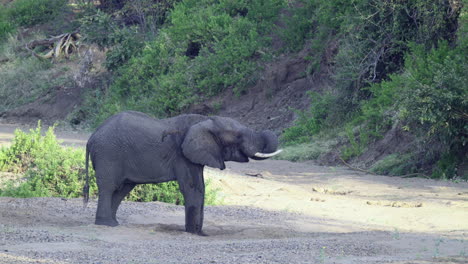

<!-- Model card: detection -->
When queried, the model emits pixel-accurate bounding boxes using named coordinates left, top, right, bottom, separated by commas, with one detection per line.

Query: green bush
left=340, top=125, right=370, bottom=160
left=7, top=0, right=68, bottom=27
left=281, top=92, right=334, bottom=146
left=274, top=140, right=335, bottom=162
left=91, top=0, right=284, bottom=124
left=282, top=0, right=462, bottom=121
left=370, top=153, right=417, bottom=176
left=397, top=42, right=467, bottom=149
left=104, top=26, right=145, bottom=71
left=79, top=9, right=117, bottom=48
left=0, top=123, right=219, bottom=204
left=281, top=0, right=464, bottom=177
left=0, top=8, right=15, bottom=41
left=119, top=0, right=181, bottom=33
left=342, top=41, right=467, bottom=177
left=334, top=0, right=460, bottom=88
left=0, top=123, right=95, bottom=197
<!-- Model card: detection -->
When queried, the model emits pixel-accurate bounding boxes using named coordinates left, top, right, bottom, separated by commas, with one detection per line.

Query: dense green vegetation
left=0, top=0, right=466, bottom=179
left=84, top=0, right=284, bottom=125
left=0, top=0, right=68, bottom=39
left=280, top=0, right=466, bottom=178
left=0, top=124, right=218, bottom=204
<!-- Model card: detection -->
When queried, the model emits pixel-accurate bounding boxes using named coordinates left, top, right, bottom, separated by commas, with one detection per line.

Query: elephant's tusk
left=254, top=149, right=283, bottom=158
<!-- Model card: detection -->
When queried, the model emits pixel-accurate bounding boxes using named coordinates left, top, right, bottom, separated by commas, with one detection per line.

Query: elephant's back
left=87, top=111, right=180, bottom=181
left=88, top=111, right=166, bottom=152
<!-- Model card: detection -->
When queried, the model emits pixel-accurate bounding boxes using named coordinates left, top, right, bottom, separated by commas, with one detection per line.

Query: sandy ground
left=0, top=124, right=467, bottom=263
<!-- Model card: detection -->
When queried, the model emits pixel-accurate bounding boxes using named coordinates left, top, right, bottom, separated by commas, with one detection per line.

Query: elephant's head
left=181, top=117, right=282, bottom=170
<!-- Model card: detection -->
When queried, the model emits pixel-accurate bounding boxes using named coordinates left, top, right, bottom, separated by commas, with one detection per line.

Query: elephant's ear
left=182, top=119, right=226, bottom=170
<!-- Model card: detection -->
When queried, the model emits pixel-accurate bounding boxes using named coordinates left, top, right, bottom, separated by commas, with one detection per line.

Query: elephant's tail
left=83, top=144, right=90, bottom=208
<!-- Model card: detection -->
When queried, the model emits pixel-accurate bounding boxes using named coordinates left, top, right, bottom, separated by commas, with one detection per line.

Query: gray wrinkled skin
left=84, top=111, right=278, bottom=235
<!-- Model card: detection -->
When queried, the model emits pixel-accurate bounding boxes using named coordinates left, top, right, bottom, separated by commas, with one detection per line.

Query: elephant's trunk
left=244, top=130, right=281, bottom=160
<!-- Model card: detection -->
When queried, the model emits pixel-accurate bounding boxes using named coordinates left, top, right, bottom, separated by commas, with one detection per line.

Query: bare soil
left=190, top=47, right=321, bottom=134
left=0, top=125, right=467, bottom=264
left=0, top=45, right=106, bottom=126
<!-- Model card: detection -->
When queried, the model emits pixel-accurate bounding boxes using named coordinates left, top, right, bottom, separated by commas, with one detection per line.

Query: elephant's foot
left=186, top=229, right=207, bottom=236
left=95, top=217, right=119, bottom=227
left=196, top=231, right=208, bottom=236
left=185, top=224, right=205, bottom=236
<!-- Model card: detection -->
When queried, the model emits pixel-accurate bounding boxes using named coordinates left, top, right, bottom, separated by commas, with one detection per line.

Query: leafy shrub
left=0, top=124, right=219, bottom=204
left=119, top=0, right=181, bottom=34
left=281, top=0, right=349, bottom=52
left=92, top=0, right=284, bottom=124
left=282, top=0, right=462, bottom=121
left=342, top=41, right=467, bottom=177
left=281, top=92, right=334, bottom=145
left=281, top=0, right=464, bottom=177
left=0, top=8, right=15, bottom=41
left=79, top=9, right=118, bottom=48
left=274, top=140, right=335, bottom=162
left=335, top=0, right=460, bottom=88
left=104, top=26, right=145, bottom=71
left=7, top=0, right=68, bottom=27
left=370, top=153, right=417, bottom=176
left=340, top=125, right=370, bottom=160
left=397, top=42, right=467, bottom=149
left=0, top=124, right=95, bottom=197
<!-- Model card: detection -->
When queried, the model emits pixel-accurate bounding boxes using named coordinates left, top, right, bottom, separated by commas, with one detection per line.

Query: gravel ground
left=0, top=192, right=467, bottom=264
left=0, top=124, right=467, bottom=263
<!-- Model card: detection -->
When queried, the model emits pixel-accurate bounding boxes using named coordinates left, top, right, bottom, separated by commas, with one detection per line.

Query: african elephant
left=83, top=111, right=281, bottom=234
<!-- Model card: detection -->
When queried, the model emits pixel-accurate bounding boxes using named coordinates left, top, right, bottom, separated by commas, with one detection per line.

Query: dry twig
left=26, top=32, right=81, bottom=60
left=338, top=156, right=377, bottom=175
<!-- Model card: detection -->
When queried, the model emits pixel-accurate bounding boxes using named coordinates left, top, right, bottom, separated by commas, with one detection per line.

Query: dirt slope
left=190, top=47, right=323, bottom=134
left=0, top=125, right=467, bottom=264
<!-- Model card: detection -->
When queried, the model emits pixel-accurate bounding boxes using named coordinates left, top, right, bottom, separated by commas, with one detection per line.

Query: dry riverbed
left=0, top=124, right=467, bottom=263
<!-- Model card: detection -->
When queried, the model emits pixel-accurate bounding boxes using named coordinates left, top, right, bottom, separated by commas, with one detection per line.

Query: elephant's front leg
left=177, top=166, right=205, bottom=235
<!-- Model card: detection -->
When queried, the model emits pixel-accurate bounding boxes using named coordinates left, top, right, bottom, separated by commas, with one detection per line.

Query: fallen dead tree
left=26, top=32, right=81, bottom=59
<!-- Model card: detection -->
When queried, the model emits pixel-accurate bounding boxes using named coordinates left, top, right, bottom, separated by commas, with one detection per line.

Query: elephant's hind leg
left=94, top=165, right=120, bottom=227
left=111, top=183, right=136, bottom=222
left=95, top=186, right=119, bottom=227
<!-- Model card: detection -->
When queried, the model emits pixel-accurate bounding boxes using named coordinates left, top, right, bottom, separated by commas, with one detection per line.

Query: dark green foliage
left=78, top=7, right=147, bottom=71
left=282, top=0, right=349, bottom=52
left=284, top=0, right=462, bottom=98
left=281, top=92, right=334, bottom=145
left=6, top=0, right=68, bottom=27
left=90, top=0, right=284, bottom=124
left=340, top=125, right=371, bottom=160
left=0, top=0, right=68, bottom=42
left=370, top=153, right=417, bottom=176
left=431, top=152, right=460, bottom=179
left=0, top=124, right=95, bottom=198
left=397, top=42, right=467, bottom=150
left=281, top=0, right=465, bottom=178
left=0, top=8, right=15, bottom=40
left=1, top=0, right=464, bottom=179
left=344, top=41, right=467, bottom=177
left=129, top=182, right=183, bottom=204
left=118, top=0, right=181, bottom=31
left=79, top=10, right=118, bottom=48
left=0, top=124, right=218, bottom=204
left=330, top=0, right=461, bottom=103
left=104, top=26, right=145, bottom=71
